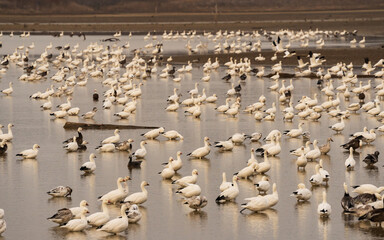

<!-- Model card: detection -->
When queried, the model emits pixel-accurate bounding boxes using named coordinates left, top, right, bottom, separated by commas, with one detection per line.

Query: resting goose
left=126, top=204, right=142, bottom=223
left=291, top=183, right=312, bottom=202
left=0, top=123, right=14, bottom=142
left=98, top=177, right=129, bottom=204
left=132, top=141, right=147, bottom=159
left=70, top=200, right=89, bottom=219
left=0, top=82, right=13, bottom=95
left=214, top=139, right=234, bottom=151
left=47, top=208, right=73, bottom=226
left=101, top=129, right=120, bottom=144
left=255, top=176, right=270, bottom=194
left=60, top=208, right=89, bottom=231
left=122, top=181, right=149, bottom=205
left=47, top=186, right=72, bottom=197
left=16, top=144, right=40, bottom=159
left=317, top=191, right=332, bottom=217
left=97, top=205, right=129, bottom=234
left=172, top=169, right=198, bottom=188
left=235, top=162, right=257, bottom=179
left=187, top=136, right=211, bottom=159
left=162, top=130, right=184, bottom=140
left=115, top=139, right=134, bottom=152
left=352, top=184, right=384, bottom=194
left=184, top=196, right=208, bottom=211
left=63, top=137, right=79, bottom=152
left=176, top=183, right=202, bottom=198
left=159, top=157, right=175, bottom=179
left=80, top=153, right=96, bottom=173
left=87, top=199, right=110, bottom=227
left=216, top=175, right=239, bottom=203
left=96, top=143, right=116, bottom=152
left=141, top=127, right=165, bottom=140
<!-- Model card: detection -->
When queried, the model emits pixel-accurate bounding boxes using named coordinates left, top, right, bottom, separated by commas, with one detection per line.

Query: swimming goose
left=0, top=123, right=14, bottom=142
left=291, top=183, right=312, bottom=202
left=216, top=175, right=239, bottom=203
left=132, top=141, right=147, bottom=159
left=122, top=181, right=149, bottom=205
left=341, top=182, right=354, bottom=212
left=162, top=130, right=184, bottom=140
left=16, top=143, right=40, bottom=159
left=47, top=208, right=73, bottom=226
left=345, top=147, right=356, bottom=170
left=0, top=82, right=13, bottom=95
left=172, top=169, right=198, bottom=188
left=184, top=196, right=208, bottom=211
left=98, top=177, right=128, bottom=204
left=159, top=157, right=175, bottom=179
left=363, top=151, right=380, bottom=166
left=318, top=191, right=332, bottom=217
left=60, top=208, right=89, bottom=231
left=352, top=184, right=384, bottom=195
left=47, top=186, right=72, bottom=197
left=70, top=200, right=89, bottom=218
left=187, top=136, right=211, bottom=159
left=87, top=199, right=110, bottom=227
left=126, top=204, right=142, bottom=223
left=97, top=204, right=129, bottom=235
left=101, top=129, right=120, bottom=144
left=63, top=127, right=84, bottom=146
left=80, top=153, right=96, bottom=173
left=255, top=176, right=270, bottom=194
left=176, top=183, right=202, bottom=198
left=141, top=127, right=165, bottom=140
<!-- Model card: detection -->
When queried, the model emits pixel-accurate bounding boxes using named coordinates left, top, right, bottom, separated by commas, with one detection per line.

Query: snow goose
left=206, top=94, right=218, bottom=103
left=235, top=162, right=257, bottom=179
left=60, top=208, right=89, bottom=231
left=255, top=176, right=270, bottom=194
left=317, top=191, right=331, bottom=217
left=63, top=137, right=79, bottom=152
left=126, top=204, right=142, bottom=223
left=132, top=141, right=147, bottom=159
left=240, top=195, right=270, bottom=213
left=319, top=138, right=333, bottom=154
left=305, top=140, right=321, bottom=161
left=214, top=139, right=234, bottom=151
left=16, top=143, right=40, bottom=159
left=215, top=98, right=231, bottom=113
left=50, top=110, right=67, bottom=118
left=220, top=172, right=232, bottom=192
left=172, top=169, right=198, bottom=188
left=283, top=122, right=304, bottom=138
left=216, top=175, right=239, bottom=203
left=291, top=183, right=312, bottom=202
left=345, top=147, right=356, bottom=170
left=70, top=200, right=89, bottom=219
left=98, top=177, right=129, bottom=204
left=187, top=136, right=211, bottom=159
left=0, top=139, right=7, bottom=154
left=96, top=143, right=116, bottom=152
left=115, top=139, right=134, bottom=152
left=309, top=164, right=323, bottom=186
left=264, top=183, right=279, bottom=207
left=47, top=186, right=72, bottom=197
left=250, top=132, right=262, bottom=142
left=47, top=208, right=73, bottom=226
left=0, top=209, right=5, bottom=235
left=82, top=107, right=97, bottom=119
left=80, top=153, right=96, bottom=173
left=87, top=200, right=110, bottom=227
left=101, top=129, right=120, bottom=144
left=0, top=123, right=14, bottom=142
left=0, top=82, right=13, bottom=95
left=163, top=151, right=183, bottom=172
left=341, top=182, right=354, bottom=212
left=159, top=157, right=175, bottom=179
left=57, top=97, right=72, bottom=111
left=162, top=130, right=184, bottom=140
left=290, top=141, right=311, bottom=156
left=97, top=204, right=129, bottom=235
left=230, top=133, right=250, bottom=144
left=188, top=83, right=199, bottom=96
left=141, top=127, right=165, bottom=140
left=247, top=148, right=258, bottom=165
left=176, top=183, right=202, bottom=198
left=255, top=153, right=271, bottom=174
left=352, top=184, right=384, bottom=195
left=122, top=181, right=149, bottom=205
left=184, top=196, right=208, bottom=211
left=319, top=159, right=330, bottom=183
left=263, top=135, right=281, bottom=157
left=296, top=148, right=308, bottom=170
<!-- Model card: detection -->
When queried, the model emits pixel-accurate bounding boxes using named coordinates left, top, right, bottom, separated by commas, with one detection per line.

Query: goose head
left=192, top=169, right=198, bottom=175
left=298, top=183, right=306, bottom=189
left=80, top=200, right=89, bottom=207
left=33, top=144, right=40, bottom=149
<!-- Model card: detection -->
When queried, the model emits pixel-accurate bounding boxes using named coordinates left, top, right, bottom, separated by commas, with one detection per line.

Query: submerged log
left=63, top=122, right=158, bottom=130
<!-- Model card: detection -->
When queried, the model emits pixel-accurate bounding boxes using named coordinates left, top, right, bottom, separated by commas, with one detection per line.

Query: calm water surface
left=0, top=34, right=383, bottom=240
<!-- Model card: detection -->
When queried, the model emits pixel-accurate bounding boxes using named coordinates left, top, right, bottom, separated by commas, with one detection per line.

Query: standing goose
left=216, top=175, right=239, bottom=203
left=0, top=139, right=7, bottom=154
left=264, top=183, right=279, bottom=208
left=305, top=140, right=321, bottom=161
left=87, top=199, right=110, bottom=227
left=176, top=183, right=202, bottom=198
left=162, top=130, right=184, bottom=140
left=0, top=123, right=14, bottom=142
left=329, top=116, right=345, bottom=133
left=291, top=183, right=312, bottom=202
left=345, top=147, right=356, bottom=170
left=98, top=177, right=128, bottom=204
left=341, top=182, right=354, bottom=212
left=16, top=144, right=40, bottom=159
left=0, top=82, right=13, bottom=95
left=352, top=184, right=384, bottom=194
left=101, top=129, right=120, bottom=144
left=162, top=151, right=183, bottom=172
left=121, top=181, right=149, bottom=205
left=255, top=176, right=270, bottom=194
left=220, top=172, right=232, bottom=192
left=247, top=148, right=258, bottom=165
left=60, top=208, right=89, bottom=231
left=317, top=191, right=332, bottom=217
left=132, top=141, right=147, bottom=159
left=159, top=157, right=175, bottom=179
left=47, top=208, right=73, bottom=226
left=283, top=122, right=304, bottom=138
left=141, top=127, right=165, bottom=140
left=235, top=162, right=257, bottom=179
left=184, top=196, right=208, bottom=211
left=319, top=137, right=333, bottom=154
left=172, top=169, right=198, bottom=188
left=255, top=153, right=271, bottom=174
left=187, top=137, right=211, bottom=159
left=80, top=153, right=97, bottom=173
left=309, top=164, right=323, bottom=186
left=240, top=195, right=270, bottom=213
left=363, top=151, right=380, bottom=166
left=319, top=159, right=330, bottom=183
left=97, top=205, right=129, bottom=235
left=296, top=148, right=308, bottom=170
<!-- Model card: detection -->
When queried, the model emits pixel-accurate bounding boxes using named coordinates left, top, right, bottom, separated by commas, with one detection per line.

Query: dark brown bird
left=340, top=135, right=363, bottom=151
left=363, top=151, right=380, bottom=165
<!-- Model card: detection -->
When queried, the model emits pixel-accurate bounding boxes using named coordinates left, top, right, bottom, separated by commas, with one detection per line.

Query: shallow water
left=0, top=34, right=384, bottom=240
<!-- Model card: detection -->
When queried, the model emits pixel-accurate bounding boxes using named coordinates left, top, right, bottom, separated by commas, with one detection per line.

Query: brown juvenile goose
left=319, top=137, right=333, bottom=154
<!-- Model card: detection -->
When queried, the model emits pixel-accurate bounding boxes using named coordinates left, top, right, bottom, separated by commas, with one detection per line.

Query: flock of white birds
left=1, top=28, right=384, bottom=237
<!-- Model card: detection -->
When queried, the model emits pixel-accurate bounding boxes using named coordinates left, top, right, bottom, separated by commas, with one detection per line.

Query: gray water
left=0, top=33, right=383, bottom=240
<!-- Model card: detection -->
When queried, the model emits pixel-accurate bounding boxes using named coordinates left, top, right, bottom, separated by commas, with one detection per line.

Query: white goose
left=214, top=139, right=234, bottom=151
left=187, top=136, right=211, bottom=159
left=317, top=191, right=331, bottom=217
left=216, top=175, right=239, bottom=203
left=305, top=140, right=321, bottom=161
left=98, top=177, right=128, bottom=204
left=0, top=123, right=14, bottom=142
left=1, top=82, right=13, bottom=95
left=16, top=144, right=40, bottom=159
left=240, top=195, right=270, bottom=213
left=255, top=176, right=270, bottom=194
left=122, top=181, right=149, bottom=205
left=70, top=200, right=89, bottom=219
left=247, top=148, right=258, bottom=165
left=291, top=183, right=312, bottom=201
left=60, top=209, right=89, bottom=231
left=296, top=148, right=308, bottom=170
left=309, top=164, right=323, bottom=186
left=319, top=159, right=330, bottom=183
left=176, top=183, right=202, bottom=198
left=220, top=172, right=232, bottom=192
left=63, top=137, right=78, bottom=152
left=345, top=147, right=356, bottom=170
left=96, top=143, right=116, bottom=152
left=80, top=153, right=96, bottom=173
left=159, top=157, right=175, bottom=179
left=283, top=122, right=304, bottom=138
left=97, top=205, right=129, bottom=235
left=87, top=200, right=110, bottom=227
left=255, top=153, right=271, bottom=174
left=0, top=209, right=6, bottom=235
left=329, top=116, right=345, bottom=133
left=352, top=184, right=384, bottom=194
left=141, top=127, right=165, bottom=140
left=172, top=169, right=198, bottom=188
left=162, top=130, right=184, bottom=140
left=132, top=141, right=147, bottom=159
left=101, top=129, right=120, bottom=144
left=236, top=162, right=257, bottom=179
